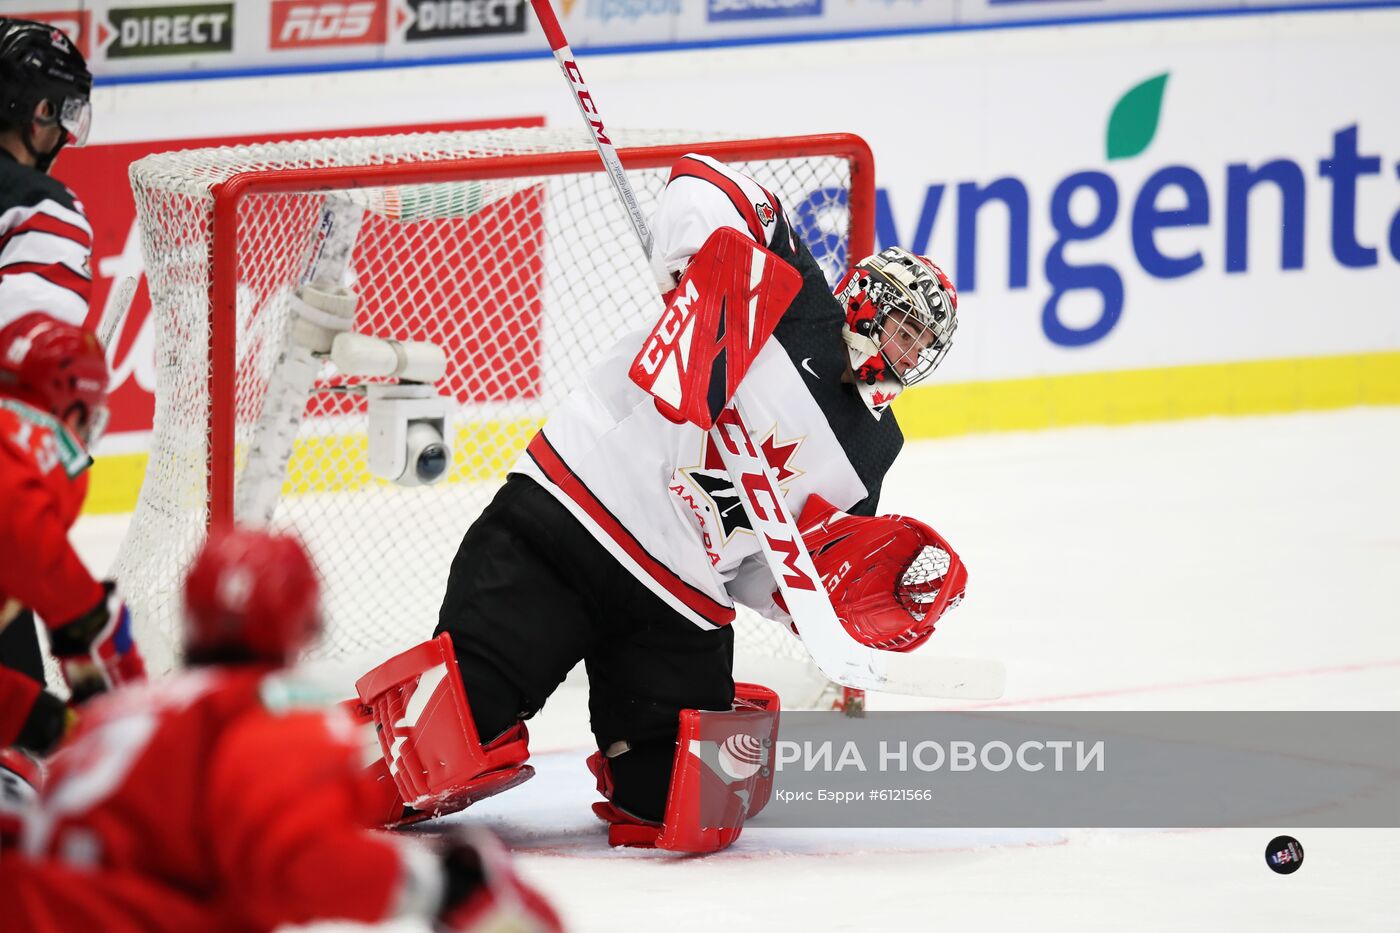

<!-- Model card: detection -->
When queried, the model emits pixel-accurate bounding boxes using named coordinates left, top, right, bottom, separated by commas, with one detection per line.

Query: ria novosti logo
left=270, top=0, right=387, bottom=49
left=716, top=732, right=769, bottom=780
left=795, top=72, right=1400, bottom=348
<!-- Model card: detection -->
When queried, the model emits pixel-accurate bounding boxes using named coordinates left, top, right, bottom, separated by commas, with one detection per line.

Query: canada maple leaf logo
left=755, top=201, right=775, bottom=227
left=681, top=427, right=805, bottom=542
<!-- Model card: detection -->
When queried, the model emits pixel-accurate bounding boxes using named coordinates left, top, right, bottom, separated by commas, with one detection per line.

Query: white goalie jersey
left=513, top=154, right=904, bottom=630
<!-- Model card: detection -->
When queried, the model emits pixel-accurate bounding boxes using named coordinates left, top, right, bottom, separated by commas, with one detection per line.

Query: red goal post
left=117, top=127, right=874, bottom=707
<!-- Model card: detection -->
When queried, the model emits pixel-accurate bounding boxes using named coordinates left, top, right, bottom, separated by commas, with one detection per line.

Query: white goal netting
left=113, top=127, right=869, bottom=707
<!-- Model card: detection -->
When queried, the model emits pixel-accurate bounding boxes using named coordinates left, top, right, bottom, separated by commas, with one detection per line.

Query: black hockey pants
left=436, top=473, right=735, bottom=822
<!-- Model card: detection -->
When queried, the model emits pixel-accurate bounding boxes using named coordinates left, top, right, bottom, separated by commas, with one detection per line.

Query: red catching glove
left=47, top=581, right=147, bottom=704
left=775, top=495, right=968, bottom=652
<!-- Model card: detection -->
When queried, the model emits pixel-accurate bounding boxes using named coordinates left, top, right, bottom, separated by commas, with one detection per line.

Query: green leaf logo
left=1106, top=73, right=1169, bottom=161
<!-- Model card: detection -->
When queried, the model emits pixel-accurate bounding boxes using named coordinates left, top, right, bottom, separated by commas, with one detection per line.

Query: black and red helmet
left=0, top=18, right=92, bottom=165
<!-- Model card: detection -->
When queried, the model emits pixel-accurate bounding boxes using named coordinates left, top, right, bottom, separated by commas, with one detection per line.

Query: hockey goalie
left=357, top=153, right=968, bottom=853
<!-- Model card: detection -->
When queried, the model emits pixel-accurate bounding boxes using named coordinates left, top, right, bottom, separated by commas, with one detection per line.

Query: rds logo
left=794, top=73, right=1399, bottom=348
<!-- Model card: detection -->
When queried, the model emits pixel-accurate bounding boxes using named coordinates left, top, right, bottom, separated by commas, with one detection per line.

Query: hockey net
left=113, top=127, right=875, bottom=708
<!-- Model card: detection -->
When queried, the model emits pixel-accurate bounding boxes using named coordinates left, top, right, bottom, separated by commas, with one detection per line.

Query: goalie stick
left=96, top=275, right=139, bottom=350
left=526, top=0, right=1004, bottom=701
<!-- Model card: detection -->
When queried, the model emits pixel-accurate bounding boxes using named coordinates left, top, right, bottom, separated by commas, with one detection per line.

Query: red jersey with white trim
left=0, top=398, right=103, bottom=628
left=514, top=154, right=903, bottom=630
left=0, top=150, right=93, bottom=329
left=7, top=668, right=427, bottom=932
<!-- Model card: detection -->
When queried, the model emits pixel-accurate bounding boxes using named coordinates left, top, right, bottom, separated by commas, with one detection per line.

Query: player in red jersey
left=1, top=526, right=562, bottom=933
left=0, top=313, right=143, bottom=769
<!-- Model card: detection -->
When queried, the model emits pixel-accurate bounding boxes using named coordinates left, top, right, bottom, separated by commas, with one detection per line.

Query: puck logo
left=103, top=4, right=234, bottom=58
left=403, top=0, right=527, bottom=39
left=716, top=732, right=768, bottom=780
left=1265, top=835, right=1304, bottom=875
left=270, top=0, right=386, bottom=48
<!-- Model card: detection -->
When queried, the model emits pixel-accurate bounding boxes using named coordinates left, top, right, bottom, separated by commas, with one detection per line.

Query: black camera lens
left=416, top=442, right=448, bottom=483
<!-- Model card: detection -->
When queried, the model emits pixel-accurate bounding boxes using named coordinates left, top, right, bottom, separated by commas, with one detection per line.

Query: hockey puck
left=1265, top=835, right=1304, bottom=874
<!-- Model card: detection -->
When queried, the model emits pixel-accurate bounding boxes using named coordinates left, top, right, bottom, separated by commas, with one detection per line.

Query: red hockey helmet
left=793, top=494, right=967, bottom=652
left=0, top=312, right=108, bottom=442
left=183, top=527, right=323, bottom=665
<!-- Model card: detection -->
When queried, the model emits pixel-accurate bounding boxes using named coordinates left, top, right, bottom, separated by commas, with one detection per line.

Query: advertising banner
left=44, top=0, right=1385, bottom=79
left=59, top=9, right=1400, bottom=509
left=101, top=3, right=236, bottom=58
left=400, top=0, right=530, bottom=39
left=267, top=0, right=390, bottom=50
left=705, top=0, right=825, bottom=23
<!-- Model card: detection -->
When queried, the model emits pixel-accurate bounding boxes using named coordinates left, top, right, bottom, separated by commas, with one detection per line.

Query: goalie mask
left=836, top=247, right=958, bottom=418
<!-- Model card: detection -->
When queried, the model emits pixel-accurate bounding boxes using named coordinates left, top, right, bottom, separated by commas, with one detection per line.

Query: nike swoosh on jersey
left=800, top=357, right=820, bottom=380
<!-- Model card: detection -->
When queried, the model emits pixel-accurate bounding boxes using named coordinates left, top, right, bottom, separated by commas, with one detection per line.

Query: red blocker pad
left=355, top=633, right=533, bottom=825
left=629, top=226, right=802, bottom=429
left=589, top=682, right=780, bottom=853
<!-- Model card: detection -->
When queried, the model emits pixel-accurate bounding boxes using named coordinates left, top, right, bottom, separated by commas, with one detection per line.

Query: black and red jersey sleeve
left=0, top=155, right=93, bottom=327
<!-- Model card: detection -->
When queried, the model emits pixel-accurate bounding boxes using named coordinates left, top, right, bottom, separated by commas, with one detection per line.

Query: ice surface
left=73, top=408, right=1400, bottom=931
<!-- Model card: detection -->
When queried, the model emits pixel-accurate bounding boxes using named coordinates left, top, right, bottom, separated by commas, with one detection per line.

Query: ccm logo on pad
left=637, top=279, right=700, bottom=383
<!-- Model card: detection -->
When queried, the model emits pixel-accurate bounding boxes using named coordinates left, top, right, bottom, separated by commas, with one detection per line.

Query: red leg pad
left=355, top=633, right=533, bottom=825
left=589, top=681, right=780, bottom=853
left=338, top=697, right=413, bottom=826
